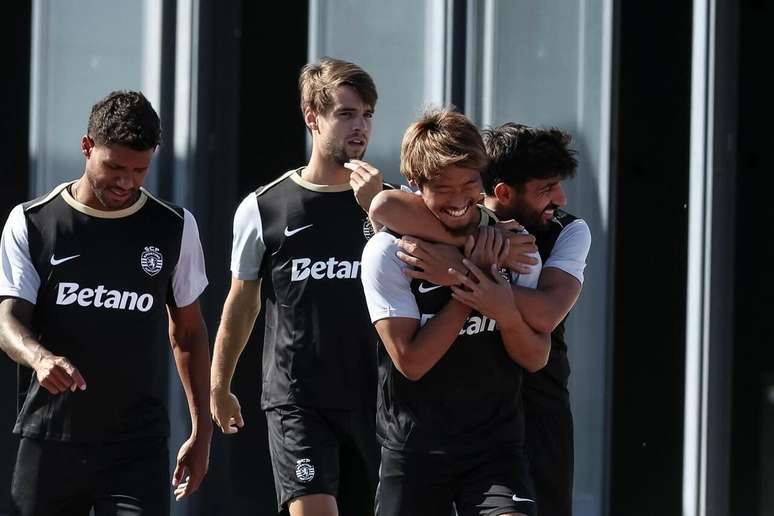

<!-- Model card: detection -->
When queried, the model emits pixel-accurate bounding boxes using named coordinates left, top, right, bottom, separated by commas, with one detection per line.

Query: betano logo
left=56, top=282, right=154, bottom=312
left=420, top=313, right=498, bottom=336
left=290, top=258, right=360, bottom=282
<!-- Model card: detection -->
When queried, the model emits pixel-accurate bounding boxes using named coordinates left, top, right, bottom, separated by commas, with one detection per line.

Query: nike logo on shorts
left=50, top=254, right=80, bottom=266
left=417, top=282, right=443, bottom=294
left=284, top=224, right=313, bottom=237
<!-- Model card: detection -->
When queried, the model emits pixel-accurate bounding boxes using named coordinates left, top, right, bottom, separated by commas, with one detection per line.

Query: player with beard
left=361, top=108, right=549, bottom=516
left=368, top=123, right=590, bottom=516
left=210, top=58, right=388, bottom=516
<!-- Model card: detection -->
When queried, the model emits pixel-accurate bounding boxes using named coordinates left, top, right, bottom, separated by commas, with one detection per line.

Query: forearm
left=172, top=330, right=213, bottom=437
left=369, top=190, right=466, bottom=246
left=499, top=310, right=550, bottom=373
left=0, top=299, right=46, bottom=368
left=512, top=267, right=583, bottom=335
left=0, top=324, right=41, bottom=368
left=513, top=285, right=575, bottom=333
left=397, top=300, right=471, bottom=380
left=211, top=295, right=260, bottom=391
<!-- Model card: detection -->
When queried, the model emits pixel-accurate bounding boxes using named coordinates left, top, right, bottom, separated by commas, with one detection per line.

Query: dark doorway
left=0, top=3, right=31, bottom=515
left=608, top=2, right=692, bottom=515
left=196, top=2, right=309, bottom=515
left=730, top=1, right=774, bottom=515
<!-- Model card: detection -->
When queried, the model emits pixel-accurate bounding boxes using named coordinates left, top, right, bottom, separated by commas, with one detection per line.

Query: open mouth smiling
left=443, top=205, right=470, bottom=218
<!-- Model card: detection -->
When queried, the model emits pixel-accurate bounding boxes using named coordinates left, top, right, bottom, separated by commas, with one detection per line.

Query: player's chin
left=440, top=213, right=477, bottom=235
left=346, top=148, right=366, bottom=161
left=534, top=216, right=553, bottom=231
left=102, top=190, right=135, bottom=209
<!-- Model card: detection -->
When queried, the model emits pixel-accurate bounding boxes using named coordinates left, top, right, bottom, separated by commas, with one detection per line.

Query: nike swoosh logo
left=284, top=224, right=313, bottom=237
left=50, top=254, right=80, bottom=266
left=417, top=282, right=443, bottom=294
left=512, top=495, right=535, bottom=503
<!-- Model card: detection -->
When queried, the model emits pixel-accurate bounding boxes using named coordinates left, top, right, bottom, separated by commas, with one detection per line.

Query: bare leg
left=288, top=493, right=338, bottom=516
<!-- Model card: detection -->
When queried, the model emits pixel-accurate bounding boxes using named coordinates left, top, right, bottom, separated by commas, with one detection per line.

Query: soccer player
left=0, top=90, right=212, bottom=515
left=369, top=123, right=590, bottom=516
left=210, top=58, right=387, bottom=516
left=360, top=107, right=549, bottom=516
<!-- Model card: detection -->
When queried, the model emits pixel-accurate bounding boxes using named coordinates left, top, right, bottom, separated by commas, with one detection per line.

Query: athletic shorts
left=376, top=443, right=536, bottom=516
left=525, top=406, right=574, bottom=516
left=11, top=436, right=169, bottom=516
left=265, top=404, right=379, bottom=515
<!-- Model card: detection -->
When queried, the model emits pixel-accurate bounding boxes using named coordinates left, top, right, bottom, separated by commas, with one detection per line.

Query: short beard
left=89, top=177, right=137, bottom=210
left=324, top=141, right=364, bottom=166
left=527, top=217, right=552, bottom=234
left=509, top=204, right=556, bottom=234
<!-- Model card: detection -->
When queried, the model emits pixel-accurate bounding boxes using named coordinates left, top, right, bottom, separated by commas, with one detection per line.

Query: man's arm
left=346, top=159, right=385, bottom=214
left=0, top=297, right=87, bottom=393
left=450, top=261, right=550, bottom=372
left=364, top=229, right=516, bottom=381
left=512, top=220, right=590, bottom=333
left=0, top=205, right=86, bottom=392
left=362, top=232, right=473, bottom=381
left=374, top=299, right=471, bottom=382
left=498, top=308, right=551, bottom=373
left=167, top=299, right=212, bottom=502
left=210, top=278, right=261, bottom=433
left=369, top=189, right=466, bottom=246
left=400, top=249, right=583, bottom=335
left=512, top=269, right=582, bottom=334
left=371, top=189, right=539, bottom=270
left=210, top=190, right=266, bottom=433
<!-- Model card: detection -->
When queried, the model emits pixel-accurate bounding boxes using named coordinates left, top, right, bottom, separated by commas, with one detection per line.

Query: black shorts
left=265, top=404, right=379, bottom=515
left=376, top=444, right=536, bottom=516
left=11, top=436, right=169, bottom=516
left=525, top=406, right=574, bottom=516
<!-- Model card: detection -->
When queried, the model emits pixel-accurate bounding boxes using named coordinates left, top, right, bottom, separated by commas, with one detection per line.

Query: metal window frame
left=684, top=0, right=737, bottom=514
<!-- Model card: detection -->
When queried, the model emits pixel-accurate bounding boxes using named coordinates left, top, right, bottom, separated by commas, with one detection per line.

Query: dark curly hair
left=87, top=90, right=161, bottom=150
left=481, top=123, right=577, bottom=195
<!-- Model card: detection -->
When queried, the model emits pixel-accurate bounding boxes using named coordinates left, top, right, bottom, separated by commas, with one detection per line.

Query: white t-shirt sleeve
left=230, top=194, right=265, bottom=280
left=512, top=249, right=542, bottom=289
left=171, top=209, right=209, bottom=307
left=361, top=232, right=420, bottom=322
left=0, top=205, right=39, bottom=304
left=509, top=227, right=543, bottom=289
left=544, top=219, right=591, bottom=284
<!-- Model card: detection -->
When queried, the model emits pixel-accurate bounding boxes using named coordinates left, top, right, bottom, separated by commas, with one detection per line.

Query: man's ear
left=493, top=182, right=514, bottom=205
left=81, top=135, right=94, bottom=158
left=304, top=108, right=319, bottom=133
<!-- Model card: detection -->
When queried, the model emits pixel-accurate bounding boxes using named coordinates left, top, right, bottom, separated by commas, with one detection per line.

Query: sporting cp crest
left=295, top=458, right=315, bottom=483
left=140, top=246, right=163, bottom=276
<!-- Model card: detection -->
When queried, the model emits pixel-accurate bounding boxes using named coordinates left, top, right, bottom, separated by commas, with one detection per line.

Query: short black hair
left=87, top=90, right=161, bottom=150
left=481, top=123, right=577, bottom=195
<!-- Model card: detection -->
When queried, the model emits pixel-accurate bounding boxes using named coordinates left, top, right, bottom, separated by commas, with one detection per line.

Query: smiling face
left=419, top=165, right=483, bottom=236
left=80, top=137, right=153, bottom=210
left=309, top=85, right=373, bottom=165
left=506, top=175, right=567, bottom=232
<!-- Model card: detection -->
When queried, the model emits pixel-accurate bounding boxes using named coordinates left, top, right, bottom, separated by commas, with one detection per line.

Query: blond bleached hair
left=400, top=107, right=489, bottom=187
left=299, top=57, right=377, bottom=115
